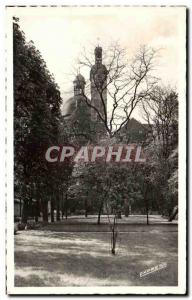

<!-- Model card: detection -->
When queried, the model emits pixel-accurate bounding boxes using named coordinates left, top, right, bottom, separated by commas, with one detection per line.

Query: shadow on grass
left=14, top=230, right=178, bottom=287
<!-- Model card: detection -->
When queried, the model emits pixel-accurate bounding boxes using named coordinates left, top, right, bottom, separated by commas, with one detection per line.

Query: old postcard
left=6, top=5, right=187, bottom=295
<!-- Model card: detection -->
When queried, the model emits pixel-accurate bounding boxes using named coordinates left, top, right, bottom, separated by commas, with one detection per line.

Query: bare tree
left=78, top=43, right=159, bottom=138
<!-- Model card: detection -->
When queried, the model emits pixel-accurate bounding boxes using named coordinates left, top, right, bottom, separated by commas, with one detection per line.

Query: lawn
left=14, top=220, right=178, bottom=287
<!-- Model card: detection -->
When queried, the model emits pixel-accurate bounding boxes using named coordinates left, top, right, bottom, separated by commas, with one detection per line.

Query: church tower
left=90, top=46, right=108, bottom=123
left=73, top=74, right=85, bottom=99
left=70, top=73, right=91, bottom=144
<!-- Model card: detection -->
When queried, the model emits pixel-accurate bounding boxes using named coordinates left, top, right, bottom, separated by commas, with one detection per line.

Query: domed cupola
left=73, top=74, right=86, bottom=96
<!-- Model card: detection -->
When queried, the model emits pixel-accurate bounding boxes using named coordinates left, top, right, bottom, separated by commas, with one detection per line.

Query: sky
left=7, top=6, right=186, bottom=121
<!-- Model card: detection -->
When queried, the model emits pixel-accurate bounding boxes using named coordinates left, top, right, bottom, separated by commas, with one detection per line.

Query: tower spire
left=94, top=45, right=102, bottom=65
left=97, top=37, right=100, bottom=47
left=90, top=45, right=107, bottom=126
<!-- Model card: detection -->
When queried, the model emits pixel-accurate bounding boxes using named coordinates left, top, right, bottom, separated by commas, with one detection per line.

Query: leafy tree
left=142, top=86, right=178, bottom=217
left=14, top=17, right=65, bottom=223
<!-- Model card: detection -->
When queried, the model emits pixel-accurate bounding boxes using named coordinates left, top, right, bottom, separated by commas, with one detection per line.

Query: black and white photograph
left=5, top=5, right=187, bottom=295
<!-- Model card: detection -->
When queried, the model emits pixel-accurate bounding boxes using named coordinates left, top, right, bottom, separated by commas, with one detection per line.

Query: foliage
left=142, top=86, right=178, bottom=216
left=14, top=17, right=71, bottom=222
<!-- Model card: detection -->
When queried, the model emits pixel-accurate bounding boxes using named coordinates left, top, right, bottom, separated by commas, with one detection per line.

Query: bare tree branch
left=77, top=43, right=159, bottom=138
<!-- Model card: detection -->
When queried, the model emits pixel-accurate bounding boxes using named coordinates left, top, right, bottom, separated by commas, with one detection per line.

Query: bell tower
left=73, top=73, right=85, bottom=97
left=95, top=46, right=102, bottom=64
left=90, top=46, right=107, bottom=123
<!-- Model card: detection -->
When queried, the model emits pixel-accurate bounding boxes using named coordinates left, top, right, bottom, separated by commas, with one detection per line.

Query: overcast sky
left=8, top=6, right=186, bottom=120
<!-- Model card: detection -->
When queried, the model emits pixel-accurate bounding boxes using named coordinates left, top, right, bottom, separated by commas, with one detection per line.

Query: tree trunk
left=42, top=201, right=48, bottom=222
left=97, top=201, right=103, bottom=225
left=146, top=198, right=149, bottom=225
left=146, top=209, right=149, bottom=225
left=65, top=193, right=68, bottom=219
left=51, top=198, right=54, bottom=223
left=124, top=206, right=129, bottom=217
left=145, top=185, right=149, bottom=225
left=56, top=195, right=60, bottom=221
left=85, top=198, right=88, bottom=218
left=20, top=198, right=22, bottom=218
left=61, top=191, right=64, bottom=219
left=117, top=211, right=122, bottom=219
left=22, top=200, right=28, bottom=223
left=34, top=199, right=39, bottom=223
left=168, top=206, right=178, bottom=222
left=111, top=216, right=117, bottom=255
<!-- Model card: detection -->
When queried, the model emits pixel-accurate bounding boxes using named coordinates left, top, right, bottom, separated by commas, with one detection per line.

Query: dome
left=63, top=97, right=76, bottom=116
left=73, top=74, right=86, bottom=85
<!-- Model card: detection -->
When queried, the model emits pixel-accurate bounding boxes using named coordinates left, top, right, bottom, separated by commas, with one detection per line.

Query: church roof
left=63, top=94, right=91, bottom=118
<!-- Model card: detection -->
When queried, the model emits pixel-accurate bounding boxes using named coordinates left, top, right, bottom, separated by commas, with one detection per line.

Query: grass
left=14, top=220, right=178, bottom=287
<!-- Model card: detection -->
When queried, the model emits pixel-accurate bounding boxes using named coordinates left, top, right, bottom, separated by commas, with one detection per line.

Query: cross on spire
left=97, top=37, right=100, bottom=47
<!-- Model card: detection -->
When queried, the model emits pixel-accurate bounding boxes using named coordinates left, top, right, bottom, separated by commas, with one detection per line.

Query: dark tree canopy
left=13, top=17, right=72, bottom=222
